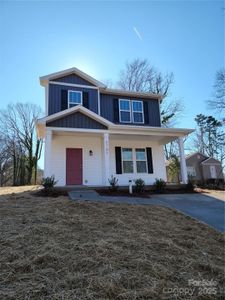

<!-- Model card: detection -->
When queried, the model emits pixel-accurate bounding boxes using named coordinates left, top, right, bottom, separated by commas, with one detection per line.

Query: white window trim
left=121, top=147, right=148, bottom=174
left=68, top=90, right=83, bottom=108
left=132, top=100, right=144, bottom=124
left=135, top=148, right=148, bottom=173
left=121, top=148, right=133, bottom=174
left=119, top=99, right=131, bottom=123
left=119, top=99, right=144, bottom=124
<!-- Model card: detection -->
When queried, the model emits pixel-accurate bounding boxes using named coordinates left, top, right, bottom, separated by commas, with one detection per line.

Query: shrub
left=134, top=178, right=145, bottom=193
left=41, top=176, right=57, bottom=191
left=186, top=180, right=195, bottom=192
left=186, top=176, right=196, bottom=192
left=154, top=178, right=166, bottom=193
left=168, top=155, right=180, bottom=183
left=108, top=175, right=118, bottom=191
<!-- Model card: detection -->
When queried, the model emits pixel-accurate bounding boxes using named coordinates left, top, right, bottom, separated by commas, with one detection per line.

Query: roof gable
left=54, top=74, right=95, bottom=86
left=46, top=111, right=107, bottom=130
left=38, top=105, right=113, bottom=127
left=186, top=152, right=208, bottom=162
left=201, top=157, right=222, bottom=165
left=40, top=67, right=106, bottom=88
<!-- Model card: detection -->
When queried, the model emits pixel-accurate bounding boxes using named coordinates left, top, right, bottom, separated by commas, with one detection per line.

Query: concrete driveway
left=153, top=193, right=225, bottom=232
left=69, top=191, right=225, bottom=232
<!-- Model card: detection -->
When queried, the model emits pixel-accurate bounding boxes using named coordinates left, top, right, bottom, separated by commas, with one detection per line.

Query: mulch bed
left=33, top=189, right=68, bottom=198
left=97, top=189, right=151, bottom=198
left=97, top=188, right=197, bottom=197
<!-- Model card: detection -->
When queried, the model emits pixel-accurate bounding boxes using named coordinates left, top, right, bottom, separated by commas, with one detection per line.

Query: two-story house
left=36, top=67, right=193, bottom=187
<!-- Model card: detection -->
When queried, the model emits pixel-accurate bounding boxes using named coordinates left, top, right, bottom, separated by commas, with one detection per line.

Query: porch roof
left=36, top=105, right=194, bottom=144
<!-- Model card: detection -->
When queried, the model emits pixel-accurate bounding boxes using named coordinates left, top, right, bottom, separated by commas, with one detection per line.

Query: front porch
left=43, top=127, right=191, bottom=187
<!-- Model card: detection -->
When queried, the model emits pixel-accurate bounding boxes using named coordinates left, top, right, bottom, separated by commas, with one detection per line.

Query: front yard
left=0, top=186, right=224, bottom=299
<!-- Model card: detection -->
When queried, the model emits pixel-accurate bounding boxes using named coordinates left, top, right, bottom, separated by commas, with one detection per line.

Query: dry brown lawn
left=0, top=186, right=224, bottom=299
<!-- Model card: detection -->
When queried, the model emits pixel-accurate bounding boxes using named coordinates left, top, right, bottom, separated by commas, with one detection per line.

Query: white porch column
left=103, top=133, right=110, bottom=185
left=178, top=137, right=188, bottom=184
left=44, top=129, right=52, bottom=178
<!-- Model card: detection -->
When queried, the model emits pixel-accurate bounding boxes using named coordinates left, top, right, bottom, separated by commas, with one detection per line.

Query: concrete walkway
left=68, top=191, right=225, bottom=232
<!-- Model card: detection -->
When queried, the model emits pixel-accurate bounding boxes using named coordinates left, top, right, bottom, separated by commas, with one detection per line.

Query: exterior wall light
left=89, top=150, right=93, bottom=156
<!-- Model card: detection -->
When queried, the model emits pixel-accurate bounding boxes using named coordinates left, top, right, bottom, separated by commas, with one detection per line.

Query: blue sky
left=0, top=1, right=224, bottom=128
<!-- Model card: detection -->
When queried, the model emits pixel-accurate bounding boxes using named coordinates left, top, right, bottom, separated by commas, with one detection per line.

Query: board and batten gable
left=46, top=112, right=107, bottom=130
left=48, top=83, right=98, bottom=115
left=100, top=93, right=161, bottom=127
left=53, top=73, right=95, bottom=86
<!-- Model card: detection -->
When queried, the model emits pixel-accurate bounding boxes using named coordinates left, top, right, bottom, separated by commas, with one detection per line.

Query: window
left=119, top=99, right=131, bottom=123
left=68, top=91, right=82, bottom=108
left=132, top=101, right=144, bottom=123
left=187, top=166, right=196, bottom=177
left=119, top=99, right=144, bottom=123
left=135, top=148, right=147, bottom=173
left=121, top=148, right=148, bottom=173
left=122, top=148, right=133, bottom=173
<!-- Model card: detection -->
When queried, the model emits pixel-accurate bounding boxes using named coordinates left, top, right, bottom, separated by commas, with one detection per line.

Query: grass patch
left=0, top=186, right=224, bottom=299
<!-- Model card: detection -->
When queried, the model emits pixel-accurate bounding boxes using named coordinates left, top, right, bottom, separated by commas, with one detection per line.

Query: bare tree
left=208, top=69, right=225, bottom=115
left=117, top=58, right=184, bottom=128
left=0, top=103, right=43, bottom=185
left=0, top=137, right=12, bottom=186
left=117, top=59, right=184, bottom=160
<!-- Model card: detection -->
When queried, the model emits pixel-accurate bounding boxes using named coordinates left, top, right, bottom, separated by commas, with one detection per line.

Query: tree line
left=0, top=103, right=43, bottom=186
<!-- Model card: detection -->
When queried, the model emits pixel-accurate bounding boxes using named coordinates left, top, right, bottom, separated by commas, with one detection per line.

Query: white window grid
left=68, top=90, right=83, bottom=108
left=119, top=99, right=144, bottom=123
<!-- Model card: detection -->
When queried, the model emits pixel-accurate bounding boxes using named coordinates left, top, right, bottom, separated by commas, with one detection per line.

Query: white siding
left=109, top=138, right=167, bottom=185
left=50, top=134, right=103, bottom=186
left=46, top=133, right=167, bottom=186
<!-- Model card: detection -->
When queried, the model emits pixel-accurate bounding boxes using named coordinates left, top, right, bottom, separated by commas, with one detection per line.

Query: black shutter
left=144, top=101, right=149, bottom=124
left=61, top=90, right=68, bottom=111
left=115, top=147, right=122, bottom=174
left=83, top=92, right=89, bottom=109
left=113, top=98, right=119, bottom=123
left=146, top=147, right=153, bottom=174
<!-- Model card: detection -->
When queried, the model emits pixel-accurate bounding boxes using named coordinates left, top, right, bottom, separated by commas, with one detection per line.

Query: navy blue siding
left=47, top=112, right=107, bottom=129
left=100, top=93, right=161, bottom=127
left=54, top=74, right=95, bottom=86
left=48, top=83, right=98, bottom=115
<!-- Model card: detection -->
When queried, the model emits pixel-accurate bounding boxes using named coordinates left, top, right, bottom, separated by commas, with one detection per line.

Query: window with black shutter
left=143, top=101, right=149, bottom=124
left=115, top=147, right=122, bottom=174
left=146, top=147, right=153, bottom=174
left=113, top=98, right=119, bottom=123
left=61, top=90, right=68, bottom=111
left=83, top=92, right=89, bottom=109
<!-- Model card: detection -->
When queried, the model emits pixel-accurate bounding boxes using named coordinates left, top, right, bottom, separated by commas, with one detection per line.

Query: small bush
left=108, top=175, right=118, bottom=191
left=134, top=178, right=145, bottom=193
left=186, top=176, right=196, bottom=192
left=154, top=178, right=166, bottom=193
left=41, top=176, right=57, bottom=191
left=186, top=180, right=195, bottom=192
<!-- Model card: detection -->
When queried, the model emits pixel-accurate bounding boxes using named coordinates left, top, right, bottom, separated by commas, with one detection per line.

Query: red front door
left=66, top=148, right=83, bottom=185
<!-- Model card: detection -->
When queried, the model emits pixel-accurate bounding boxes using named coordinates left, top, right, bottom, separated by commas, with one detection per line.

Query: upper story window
left=68, top=90, right=82, bottom=108
left=119, top=99, right=144, bottom=123
left=119, top=99, right=131, bottom=123
left=132, top=101, right=144, bottom=123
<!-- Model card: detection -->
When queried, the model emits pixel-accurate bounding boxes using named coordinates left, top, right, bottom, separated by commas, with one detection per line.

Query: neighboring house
left=36, top=67, right=193, bottom=186
left=186, top=152, right=224, bottom=183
